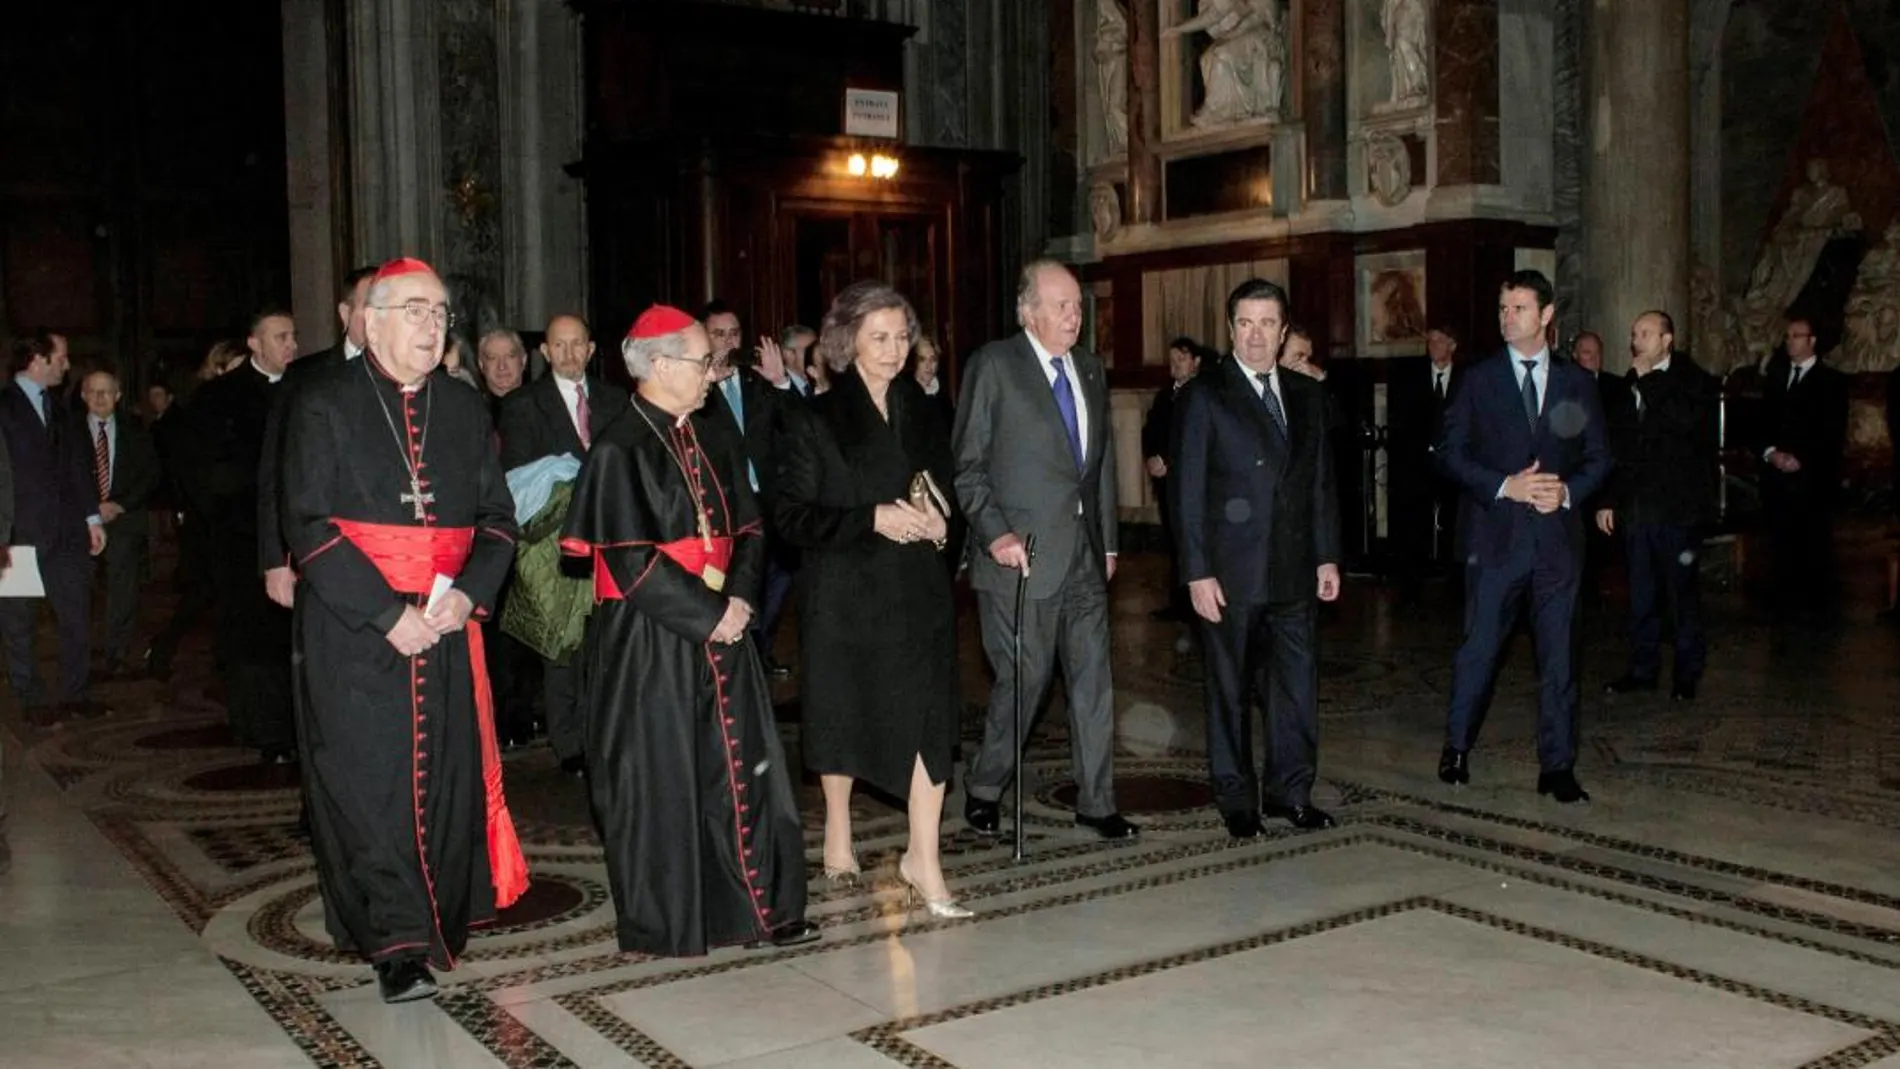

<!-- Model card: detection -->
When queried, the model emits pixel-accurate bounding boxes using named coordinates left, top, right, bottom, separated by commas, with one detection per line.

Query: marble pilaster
left=1550, top=0, right=1584, bottom=342
left=1433, top=0, right=1501, bottom=187
left=1581, top=0, right=1691, bottom=373
left=1127, top=0, right=1162, bottom=224
left=1300, top=0, right=1349, bottom=201
left=496, top=0, right=588, bottom=327
left=1689, top=0, right=1732, bottom=314
left=437, top=0, right=504, bottom=339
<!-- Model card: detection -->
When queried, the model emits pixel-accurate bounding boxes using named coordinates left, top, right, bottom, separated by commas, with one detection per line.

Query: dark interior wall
left=0, top=0, right=291, bottom=387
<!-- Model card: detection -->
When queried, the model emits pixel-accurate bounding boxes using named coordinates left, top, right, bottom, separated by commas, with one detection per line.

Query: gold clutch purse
left=909, top=471, right=950, bottom=550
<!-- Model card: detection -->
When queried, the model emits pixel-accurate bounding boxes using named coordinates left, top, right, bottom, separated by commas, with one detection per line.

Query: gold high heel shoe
left=897, top=853, right=974, bottom=919
left=823, top=856, right=862, bottom=888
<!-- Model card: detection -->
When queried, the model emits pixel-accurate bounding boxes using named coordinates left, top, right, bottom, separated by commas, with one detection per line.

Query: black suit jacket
left=498, top=371, right=629, bottom=472
left=0, top=381, right=98, bottom=554
left=1437, top=351, right=1612, bottom=567
left=1887, top=369, right=1900, bottom=517
left=1142, top=383, right=1181, bottom=462
left=1754, top=356, right=1850, bottom=506
left=255, top=346, right=351, bottom=571
left=704, top=367, right=796, bottom=511
left=1386, top=358, right=1460, bottom=493
left=1602, top=357, right=1720, bottom=528
left=96, top=412, right=161, bottom=538
left=1172, top=355, right=1342, bottom=605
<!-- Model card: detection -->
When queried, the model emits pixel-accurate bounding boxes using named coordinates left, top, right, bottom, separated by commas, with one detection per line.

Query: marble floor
left=2, top=534, right=1898, bottom=1069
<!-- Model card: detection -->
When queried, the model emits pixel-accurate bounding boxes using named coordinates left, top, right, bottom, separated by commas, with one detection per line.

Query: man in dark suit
left=0, top=332, right=109, bottom=725
left=1386, top=326, right=1462, bottom=590
left=1142, top=337, right=1203, bottom=621
left=1753, top=316, right=1850, bottom=619
left=256, top=264, right=377, bottom=608
left=1173, top=280, right=1343, bottom=837
left=953, top=259, right=1136, bottom=840
left=1436, top=270, right=1611, bottom=803
left=701, top=300, right=800, bottom=676
left=79, top=368, right=161, bottom=678
left=499, top=312, right=628, bottom=775
left=1596, top=312, right=1719, bottom=701
left=0, top=429, right=10, bottom=872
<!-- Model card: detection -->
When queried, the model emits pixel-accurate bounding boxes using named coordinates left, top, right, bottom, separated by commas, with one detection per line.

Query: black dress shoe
left=1221, top=810, right=1264, bottom=839
left=1075, top=812, right=1140, bottom=839
left=1603, top=674, right=1658, bottom=696
left=763, top=658, right=792, bottom=679
left=560, top=755, right=586, bottom=778
left=745, top=919, right=821, bottom=949
left=964, top=797, right=1000, bottom=835
left=1671, top=679, right=1698, bottom=702
left=1264, top=802, right=1336, bottom=830
left=374, top=959, right=438, bottom=1003
left=1536, top=769, right=1591, bottom=804
left=1437, top=747, right=1469, bottom=785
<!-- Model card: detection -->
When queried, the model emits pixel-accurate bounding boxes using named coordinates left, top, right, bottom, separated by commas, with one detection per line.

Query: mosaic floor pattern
left=3, top=546, right=1898, bottom=1068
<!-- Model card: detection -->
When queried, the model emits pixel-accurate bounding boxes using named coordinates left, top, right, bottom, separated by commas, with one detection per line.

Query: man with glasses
left=1754, top=316, right=1850, bottom=620
left=181, top=308, right=302, bottom=763
left=498, top=314, right=628, bottom=776
left=278, top=257, right=526, bottom=1003
left=561, top=304, right=817, bottom=956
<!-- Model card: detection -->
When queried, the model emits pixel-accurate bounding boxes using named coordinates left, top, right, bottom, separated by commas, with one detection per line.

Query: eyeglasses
left=658, top=352, right=716, bottom=376
left=373, top=302, right=456, bottom=329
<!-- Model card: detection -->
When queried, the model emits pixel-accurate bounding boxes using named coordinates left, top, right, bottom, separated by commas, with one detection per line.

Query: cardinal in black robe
left=279, top=258, right=528, bottom=1003
left=560, top=305, right=817, bottom=957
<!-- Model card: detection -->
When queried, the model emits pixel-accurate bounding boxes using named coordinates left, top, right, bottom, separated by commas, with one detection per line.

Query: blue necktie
left=723, top=376, right=759, bottom=491
left=1050, top=357, right=1084, bottom=472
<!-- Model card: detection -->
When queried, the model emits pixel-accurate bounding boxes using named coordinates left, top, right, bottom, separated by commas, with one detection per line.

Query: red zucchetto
left=626, top=305, right=696, bottom=339
left=373, top=256, right=435, bottom=283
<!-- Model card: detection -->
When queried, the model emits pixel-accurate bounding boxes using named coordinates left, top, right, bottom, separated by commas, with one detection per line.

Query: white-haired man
left=279, top=257, right=527, bottom=1003
left=560, top=304, right=817, bottom=956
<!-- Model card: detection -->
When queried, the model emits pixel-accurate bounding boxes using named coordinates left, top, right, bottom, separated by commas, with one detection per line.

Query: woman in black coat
left=774, top=280, right=967, bottom=917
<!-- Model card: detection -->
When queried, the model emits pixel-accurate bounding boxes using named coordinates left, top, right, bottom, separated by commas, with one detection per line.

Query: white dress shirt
left=1498, top=348, right=1569, bottom=508
left=554, top=374, right=588, bottom=440
left=1024, top=331, right=1089, bottom=462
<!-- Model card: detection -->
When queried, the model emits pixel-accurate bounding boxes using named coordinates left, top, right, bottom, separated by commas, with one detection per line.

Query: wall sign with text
left=843, top=88, right=901, bottom=139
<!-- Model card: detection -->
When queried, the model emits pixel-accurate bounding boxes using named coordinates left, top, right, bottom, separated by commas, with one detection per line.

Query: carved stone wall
left=438, top=0, right=504, bottom=339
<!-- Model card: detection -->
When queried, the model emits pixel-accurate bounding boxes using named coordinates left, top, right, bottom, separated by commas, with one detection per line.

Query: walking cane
left=1011, top=533, right=1037, bottom=863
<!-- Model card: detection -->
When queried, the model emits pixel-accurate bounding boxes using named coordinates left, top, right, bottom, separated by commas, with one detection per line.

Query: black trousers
left=1623, top=522, right=1706, bottom=683
left=0, top=545, right=92, bottom=708
left=1198, top=597, right=1320, bottom=812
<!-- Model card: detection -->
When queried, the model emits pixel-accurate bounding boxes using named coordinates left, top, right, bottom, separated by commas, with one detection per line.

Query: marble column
left=497, top=0, right=588, bottom=327
left=437, top=0, right=505, bottom=338
left=1435, top=0, right=1501, bottom=187
left=1126, top=0, right=1161, bottom=224
left=347, top=0, right=444, bottom=263
left=1581, top=0, right=1690, bottom=373
left=282, top=0, right=346, bottom=348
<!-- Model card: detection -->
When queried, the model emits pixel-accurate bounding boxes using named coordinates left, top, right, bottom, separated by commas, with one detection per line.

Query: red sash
left=334, top=519, right=530, bottom=910
left=561, top=535, right=733, bottom=601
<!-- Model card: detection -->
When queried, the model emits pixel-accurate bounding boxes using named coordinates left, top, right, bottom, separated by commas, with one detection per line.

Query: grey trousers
left=966, top=539, right=1118, bottom=819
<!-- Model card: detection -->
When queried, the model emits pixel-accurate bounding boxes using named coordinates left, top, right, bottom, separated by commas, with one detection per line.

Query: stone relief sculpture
left=1736, top=159, right=1862, bottom=362
left=1366, top=135, right=1413, bottom=206
left=1163, top=0, right=1287, bottom=128
left=1841, top=221, right=1900, bottom=373
left=1095, top=0, right=1129, bottom=159
left=1379, top=0, right=1430, bottom=109
left=1090, top=183, right=1123, bottom=242
left=1687, top=263, right=1738, bottom=372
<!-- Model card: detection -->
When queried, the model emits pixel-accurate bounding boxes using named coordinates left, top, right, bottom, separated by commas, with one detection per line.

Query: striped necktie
left=93, top=419, right=111, bottom=503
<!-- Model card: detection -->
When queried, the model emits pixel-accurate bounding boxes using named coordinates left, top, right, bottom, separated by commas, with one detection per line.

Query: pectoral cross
left=401, top=474, right=435, bottom=522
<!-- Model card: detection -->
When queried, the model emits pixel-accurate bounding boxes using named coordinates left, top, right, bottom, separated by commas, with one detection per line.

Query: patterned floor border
left=848, top=896, right=1900, bottom=1069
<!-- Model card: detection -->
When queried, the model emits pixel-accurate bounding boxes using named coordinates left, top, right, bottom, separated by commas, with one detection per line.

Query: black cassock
left=561, top=394, right=809, bottom=956
left=178, top=362, right=294, bottom=752
left=280, top=356, right=521, bottom=971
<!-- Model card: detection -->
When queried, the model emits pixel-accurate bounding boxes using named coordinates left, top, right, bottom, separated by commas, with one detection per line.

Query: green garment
left=500, top=482, right=592, bottom=663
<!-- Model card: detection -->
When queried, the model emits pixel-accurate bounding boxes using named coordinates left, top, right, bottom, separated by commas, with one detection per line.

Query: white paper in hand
left=0, top=547, right=45, bottom=598
left=425, top=574, right=455, bottom=615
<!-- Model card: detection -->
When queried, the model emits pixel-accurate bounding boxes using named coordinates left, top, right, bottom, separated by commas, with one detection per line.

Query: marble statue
left=1842, top=220, right=1900, bottom=373
left=1090, top=183, right=1123, bottom=242
left=1736, top=159, right=1862, bottom=361
left=1163, top=0, right=1286, bottom=128
left=1095, top=0, right=1129, bottom=159
left=1380, top=0, right=1430, bottom=108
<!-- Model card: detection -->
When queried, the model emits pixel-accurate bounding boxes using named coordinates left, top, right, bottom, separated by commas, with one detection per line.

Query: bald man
left=497, top=314, right=628, bottom=775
